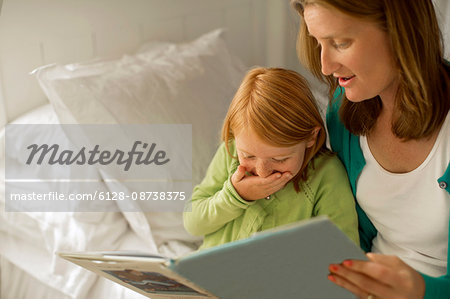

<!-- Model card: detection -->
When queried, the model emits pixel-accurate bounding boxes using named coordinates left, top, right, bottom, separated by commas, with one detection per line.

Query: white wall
left=264, top=0, right=304, bottom=72
left=264, top=0, right=329, bottom=112
left=433, top=0, right=450, bottom=60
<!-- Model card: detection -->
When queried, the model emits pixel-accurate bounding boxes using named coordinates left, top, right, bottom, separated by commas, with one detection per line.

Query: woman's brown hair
left=291, top=0, right=449, bottom=139
left=222, top=67, right=328, bottom=192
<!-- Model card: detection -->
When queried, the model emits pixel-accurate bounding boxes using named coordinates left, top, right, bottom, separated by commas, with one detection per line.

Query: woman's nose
left=321, top=47, right=340, bottom=76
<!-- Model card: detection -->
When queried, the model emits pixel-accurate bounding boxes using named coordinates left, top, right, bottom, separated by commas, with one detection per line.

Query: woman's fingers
left=343, top=255, right=421, bottom=291
left=340, top=259, right=397, bottom=287
left=329, top=263, right=391, bottom=298
left=329, top=256, right=425, bottom=299
left=327, top=272, right=369, bottom=298
left=367, top=253, right=403, bottom=266
left=365, top=254, right=425, bottom=297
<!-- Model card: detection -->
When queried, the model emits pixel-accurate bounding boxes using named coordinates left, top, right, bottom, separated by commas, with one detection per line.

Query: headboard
left=0, top=0, right=301, bottom=128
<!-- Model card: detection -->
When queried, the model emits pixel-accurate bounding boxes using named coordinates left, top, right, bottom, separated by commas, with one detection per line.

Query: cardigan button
left=439, top=181, right=448, bottom=189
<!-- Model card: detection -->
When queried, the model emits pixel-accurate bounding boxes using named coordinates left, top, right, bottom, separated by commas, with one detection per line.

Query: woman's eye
left=332, top=41, right=349, bottom=49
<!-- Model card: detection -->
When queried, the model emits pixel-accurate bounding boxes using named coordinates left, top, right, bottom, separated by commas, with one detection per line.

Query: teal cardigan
left=326, top=87, right=450, bottom=299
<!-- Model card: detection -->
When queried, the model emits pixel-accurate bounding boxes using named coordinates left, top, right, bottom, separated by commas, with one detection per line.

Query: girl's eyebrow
left=237, top=149, right=253, bottom=156
left=238, top=148, right=294, bottom=159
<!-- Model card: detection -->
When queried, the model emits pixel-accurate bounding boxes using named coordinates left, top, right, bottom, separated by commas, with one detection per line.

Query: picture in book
left=103, top=269, right=202, bottom=295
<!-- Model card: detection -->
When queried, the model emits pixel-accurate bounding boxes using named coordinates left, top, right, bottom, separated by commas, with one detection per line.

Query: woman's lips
left=338, top=75, right=355, bottom=87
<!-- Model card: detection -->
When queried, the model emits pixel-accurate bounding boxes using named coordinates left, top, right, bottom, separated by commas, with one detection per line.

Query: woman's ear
left=306, top=127, right=321, bottom=148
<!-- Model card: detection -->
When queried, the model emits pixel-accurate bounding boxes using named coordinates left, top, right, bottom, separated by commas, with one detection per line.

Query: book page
left=58, top=253, right=217, bottom=299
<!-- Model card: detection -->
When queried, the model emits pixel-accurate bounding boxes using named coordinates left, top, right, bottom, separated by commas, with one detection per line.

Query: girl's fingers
left=264, top=172, right=293, bottom=194
left=236, top=171, right=293, bottom=200
left=264, top=172, right=292, bottom=186
left=232, top=165, right=246, bottom=182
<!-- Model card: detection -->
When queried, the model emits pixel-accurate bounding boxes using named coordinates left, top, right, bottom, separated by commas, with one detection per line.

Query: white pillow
left=34, top=29, right=246, bottom=185
left=33, top=29, right=247, bottom=248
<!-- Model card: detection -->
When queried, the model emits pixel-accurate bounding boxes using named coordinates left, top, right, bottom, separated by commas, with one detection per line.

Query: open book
left=58, top=216, right=366, bottom=299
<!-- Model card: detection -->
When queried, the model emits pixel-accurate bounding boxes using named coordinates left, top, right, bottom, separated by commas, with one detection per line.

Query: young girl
left=183, top=67, right=358, bottom=249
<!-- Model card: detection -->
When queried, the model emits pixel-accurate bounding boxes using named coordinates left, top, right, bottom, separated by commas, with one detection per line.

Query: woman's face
left=303, top=4, right=399, bottom=102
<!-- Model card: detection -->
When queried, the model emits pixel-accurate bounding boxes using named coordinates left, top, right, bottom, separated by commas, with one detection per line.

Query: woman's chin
left=344, top=91, right=367, bottom=103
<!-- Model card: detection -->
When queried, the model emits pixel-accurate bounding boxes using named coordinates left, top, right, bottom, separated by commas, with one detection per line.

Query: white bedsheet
left=1, top=231, right=151, bottom=299
left=0, top=104, right=200, bottom=298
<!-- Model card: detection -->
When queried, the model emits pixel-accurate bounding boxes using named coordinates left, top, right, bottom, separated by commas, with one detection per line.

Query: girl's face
left=303, top=4, right=399, bottom=102
left=234, top=128, right=316, bottom=178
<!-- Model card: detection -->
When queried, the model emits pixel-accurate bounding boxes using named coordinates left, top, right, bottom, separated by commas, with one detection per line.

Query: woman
left=291, top=0, right=450, bottom=298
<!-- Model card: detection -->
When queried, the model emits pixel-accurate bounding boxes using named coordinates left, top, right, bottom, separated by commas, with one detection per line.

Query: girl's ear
left=306, top=127, right=321, bottom=148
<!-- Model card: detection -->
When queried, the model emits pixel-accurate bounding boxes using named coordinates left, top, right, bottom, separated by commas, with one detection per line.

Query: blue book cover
left=59, top=216, right=365, bottom=299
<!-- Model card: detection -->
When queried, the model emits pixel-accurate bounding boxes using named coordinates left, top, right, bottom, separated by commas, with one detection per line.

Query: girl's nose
left=255, top=160, right=272, bottom=178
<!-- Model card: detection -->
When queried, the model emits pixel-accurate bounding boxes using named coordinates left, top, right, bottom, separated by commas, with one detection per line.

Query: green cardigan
left=327, top=87, right=450, bottom=299
left=184, top=141, right=359, bottom=249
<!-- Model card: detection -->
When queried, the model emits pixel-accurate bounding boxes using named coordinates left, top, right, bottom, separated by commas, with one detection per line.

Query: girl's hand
left=328, top=253, right=425, bottom=299
left=231, top=165, right=293, bottom=201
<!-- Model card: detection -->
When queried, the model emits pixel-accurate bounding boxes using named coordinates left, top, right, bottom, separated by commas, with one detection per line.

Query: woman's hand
left=328, top=253, right=425, bottom=299
left=231, top=165, right=292, bottom=201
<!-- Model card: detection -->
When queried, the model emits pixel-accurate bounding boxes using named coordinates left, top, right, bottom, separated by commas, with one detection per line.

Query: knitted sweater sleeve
left=183, top=142, right=254, bottom=236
